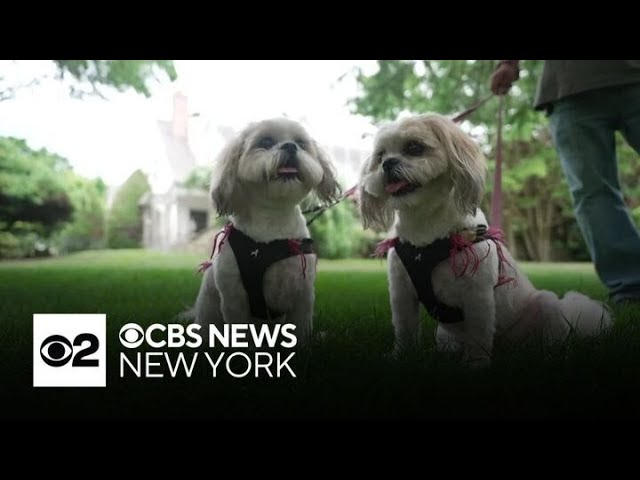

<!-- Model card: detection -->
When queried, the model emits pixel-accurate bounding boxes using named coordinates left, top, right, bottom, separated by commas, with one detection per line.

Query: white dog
left=359, top=113, right=612, bottom=368
left=194, top=118, right=339, bottom=344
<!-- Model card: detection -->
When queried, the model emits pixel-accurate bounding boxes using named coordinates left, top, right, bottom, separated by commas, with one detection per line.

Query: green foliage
left=0, top=136, right=111, bottom=258
left=0, top=137, right=73, bottom=226
left=0, top=137, right=75, bottom=257
left=618, top=133, right=640, bottom=226
left=52, top=60, right=177, bottom=98
left=308, top=200, right=370, bottom=259
left=106, top=170, right=150, bottom=249
left=0, top=60, right=177, bottom=257
left=1, top=60, right=177, bottom=102
left=183, top=166, right=210, bottom=191
left=52, top=176, right=107, bottom=253
left=0, top=231, right=19, bottom=257
left=350, top=60, right=640, bottom=261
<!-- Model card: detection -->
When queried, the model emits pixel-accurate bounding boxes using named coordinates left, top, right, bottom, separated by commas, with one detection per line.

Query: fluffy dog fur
left=194, top=118, right=339, bottom=344
left=359, top=113, right=612, bottom=367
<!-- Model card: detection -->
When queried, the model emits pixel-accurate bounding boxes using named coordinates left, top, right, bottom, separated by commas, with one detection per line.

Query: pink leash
left=451, top=93, right=504, bottom=230
left=490, top=95, right=504, bottom=230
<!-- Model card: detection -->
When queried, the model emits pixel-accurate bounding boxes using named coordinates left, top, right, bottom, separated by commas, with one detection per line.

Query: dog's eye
left=257, top=136, right=275, bottom=149
left=296, top=139, right=307, bottom=150
left=404, top=141, right=425, bottom=157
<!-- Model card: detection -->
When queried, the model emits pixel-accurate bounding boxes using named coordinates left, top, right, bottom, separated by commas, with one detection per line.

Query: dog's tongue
left=385, top=180, right=409, bottom=193
left=278, top=167, right=298, bottom=173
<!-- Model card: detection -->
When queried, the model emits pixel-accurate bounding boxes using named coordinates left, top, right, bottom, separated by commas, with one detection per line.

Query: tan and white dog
left=194, top=118, right=339, bottom=345
left=359, top=113, right=612, bottom=367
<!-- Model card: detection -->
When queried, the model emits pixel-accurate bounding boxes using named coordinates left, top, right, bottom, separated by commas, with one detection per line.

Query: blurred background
left=1, top=60, right=638, bottom=261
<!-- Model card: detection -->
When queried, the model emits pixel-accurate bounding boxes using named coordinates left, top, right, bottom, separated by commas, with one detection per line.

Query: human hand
left=490, top=60, right=520, bottom=95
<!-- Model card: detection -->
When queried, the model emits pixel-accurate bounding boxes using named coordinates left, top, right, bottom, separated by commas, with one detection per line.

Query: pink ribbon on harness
left=287, top=239, right=308, bottom=279
left=449, top=227, right=516, bottom=287
left=196, top=223, right=235, bottom=274
left=373, top=227, right=516, bottom=288
left=449, top=232, right=487, bottom=278
left=487, top=227, right=517, bottom=288
left=373, top=237, right=399, bottom=258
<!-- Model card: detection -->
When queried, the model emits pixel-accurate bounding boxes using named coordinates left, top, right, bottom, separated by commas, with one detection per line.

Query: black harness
left=226, top=227, right=314, bottom=320
left=394, top=225, right=500, bottom=323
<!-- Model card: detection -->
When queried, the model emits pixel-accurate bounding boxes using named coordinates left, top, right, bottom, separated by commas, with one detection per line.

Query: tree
left=52, top=176, right=107, bottom=253
left=1, top=60, right=178, bottom=257
left=106, top=170, right=151, bottom=248
left=1, top=60, right=177, bottom=102
left=0, top=137, right=81, bottom=258
left=0, top=137, right=73, bottom=231
left=350, top=60, right=639, bottom=261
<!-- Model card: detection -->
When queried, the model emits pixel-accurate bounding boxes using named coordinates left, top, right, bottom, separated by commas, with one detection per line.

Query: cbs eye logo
left=33, top=314, right=106, bottom=387
left=40, top=333, right=100, bottom=367
left=119, top=323, right=144, bottom=348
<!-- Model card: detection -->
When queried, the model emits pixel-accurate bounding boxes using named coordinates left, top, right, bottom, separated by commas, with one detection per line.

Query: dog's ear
left=358, top=156, right=395, bottom=232
left=210, top=131, right=247, bottom=216
left=312, top=142, right=341, bottom=204
left=426, top=115, right=487, bottom=216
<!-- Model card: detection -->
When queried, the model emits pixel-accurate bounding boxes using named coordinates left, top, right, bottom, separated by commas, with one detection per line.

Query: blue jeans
left=549, top=82, right=640, bottom=302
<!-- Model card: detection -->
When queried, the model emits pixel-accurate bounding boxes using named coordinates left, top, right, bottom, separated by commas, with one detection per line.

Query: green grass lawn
left=1, top=249, right=639, bottom=419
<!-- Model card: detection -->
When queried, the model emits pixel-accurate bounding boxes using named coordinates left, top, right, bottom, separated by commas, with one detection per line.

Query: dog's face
left=359, top=114, right=487, bottom=231
left=210, top=118, right=339, bottom=216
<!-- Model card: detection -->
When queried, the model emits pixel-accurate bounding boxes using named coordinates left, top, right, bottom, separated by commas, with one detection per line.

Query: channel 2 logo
left=33, top=314, right=106, bottom=387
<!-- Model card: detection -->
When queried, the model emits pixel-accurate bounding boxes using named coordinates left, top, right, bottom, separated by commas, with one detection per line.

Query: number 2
left=72, top=334, right=100, bottom=367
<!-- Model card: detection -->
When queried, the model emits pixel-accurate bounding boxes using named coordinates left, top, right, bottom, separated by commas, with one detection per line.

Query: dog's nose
left=382, top=157, right=400, bottom=172
left=281, top=142, right=298, bottom=154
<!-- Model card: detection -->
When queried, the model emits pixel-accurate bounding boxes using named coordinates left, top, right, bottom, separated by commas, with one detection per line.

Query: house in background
left=139, top=92, right=369, bottom=250
left=139, top=92, right=234, bottom=250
